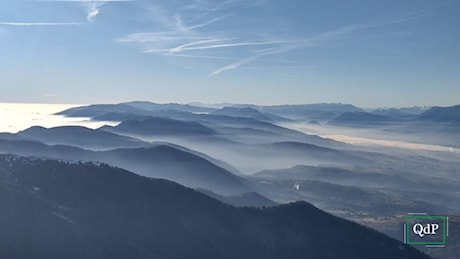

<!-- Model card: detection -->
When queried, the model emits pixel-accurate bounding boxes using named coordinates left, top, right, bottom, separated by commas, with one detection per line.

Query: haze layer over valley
left=1, top=101, right=459, bottom=257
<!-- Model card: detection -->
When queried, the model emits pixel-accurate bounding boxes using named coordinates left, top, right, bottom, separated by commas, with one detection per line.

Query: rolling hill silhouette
left=18, top=126, right=148, bottom=150
left=0, top=154, right=427, bottom=258
left=0, top=138, right=249, bottom=195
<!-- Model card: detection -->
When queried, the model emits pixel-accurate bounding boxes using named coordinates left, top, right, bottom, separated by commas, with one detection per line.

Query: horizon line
left=0, top=100, right=452, bottom=109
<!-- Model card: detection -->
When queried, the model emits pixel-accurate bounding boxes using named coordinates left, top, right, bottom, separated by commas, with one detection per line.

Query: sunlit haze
left=0, top=103, right=118, bottom=133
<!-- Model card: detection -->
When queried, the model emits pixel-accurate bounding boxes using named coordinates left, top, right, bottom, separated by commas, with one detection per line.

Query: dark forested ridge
left=0, top=139, right=251, bottom=196
left=0, top=155, right=427, bottom=258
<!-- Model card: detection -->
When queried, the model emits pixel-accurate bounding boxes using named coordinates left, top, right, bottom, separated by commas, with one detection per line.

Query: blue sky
left=0, top=0, right=459, bottom=107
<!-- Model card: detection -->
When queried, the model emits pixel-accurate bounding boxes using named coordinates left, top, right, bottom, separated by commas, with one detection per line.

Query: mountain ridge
left=0, top=154, right=428, bottom=258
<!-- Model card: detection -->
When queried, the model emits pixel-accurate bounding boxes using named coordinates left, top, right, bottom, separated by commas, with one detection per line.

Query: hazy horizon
left=0, top=100, right=454, bottom=110
left=1, top=101, right=457, bottom=155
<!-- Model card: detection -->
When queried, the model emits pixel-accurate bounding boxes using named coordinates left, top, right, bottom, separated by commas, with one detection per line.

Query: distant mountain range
left=0, top=155, right=427, bottom=258
left=258, top=103, right=363, bottom=122
left=56, top=102, right=339, bottom=146
left=211, top=106, right=273, bottom=121
left=328, top=111, right=397, bottom=125
left=371, top=107, right=428, bottom=119
left=416, top=104, right=460, bottom=122
left=101, top=117, right=216, bottom=137
left=56, top=101, right=460, bottom=125
left=123, top=100, right=214, bottom=113
left=331, top=105, right=460, bottom=124
left=55, top=103, right=152, bottom=118
left=56, top=101, right=365, bottom=124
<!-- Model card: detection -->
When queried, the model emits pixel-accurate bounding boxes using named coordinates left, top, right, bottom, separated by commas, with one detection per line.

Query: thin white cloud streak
left=117, top=3, right=429, bottom=76
left=173, top=12, right=231, bottom=32
left=148, top=0, right=239, bottom=42
left=142, top=41, right=285, bottom=54
left=38, top=0, right=134, bottom=22
left=209, top=56, right=257, bottom=76
left=168, top=53, right=238, bottom=60
left=2, top=0, right=130, bottom=27
left=207, top=30, right=345, bottom=76
left=365, top=12, right=431, bottom=30
left=38, top=0, right=133, bottom=2
left=206, top=28, right=346, bottom=76
left=188, top=13, right=233, bottom=30
left=116, top=1, right=240, bottom=56
left=166, top=41, right=285, bottom=53
left=189, top=0, right=235, bottom=22
left=116, top=32, right=205, bottom=43
left=209, top=13, right=429, bottom=76
left=209, top=46, right=288, bottom=76
left=168, top=38, right=229, bottom=53
left=0, top=22, right=83, bottom=26
left=255, top=47, right=276, bottom=53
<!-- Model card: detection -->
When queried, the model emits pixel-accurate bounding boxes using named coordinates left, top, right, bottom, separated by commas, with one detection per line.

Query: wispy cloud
left=209, top=55, right=258, bottom=76
left=142, top=40, right=286, bottom=54
left=39, top=0, right=133, bottom=1
left=170, top=41, right=285, bottom=52
left=38, top=0, right=134, bottom=22
left=188, top=13, right=233, bottom=30
left=208, top=13, right=430, bottom=76
left=365, top=12, right=431, bottom=30
left=188, top=0, right=235, bottom=23
left=207, top=26, right=356, bottom=76
left=117, top=2, right=429, bottom=76
left=168, top=53, right=238, bottom=60
left=117, top=32, right=204, bottom=44
left=116, top=2, right=289, bottom=58
left=209, top=45, right=291, bottom=76
left=0, top=22, right=83, bottom=26
left=167, top=38, right=229, bottom=54
left=85, top=1, right=104, bottom=22
left=0, top=0, right=133, bottom=27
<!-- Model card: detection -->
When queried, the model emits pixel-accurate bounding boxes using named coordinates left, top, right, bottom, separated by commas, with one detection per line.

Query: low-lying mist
left=282, top=122, right=460, bottom=154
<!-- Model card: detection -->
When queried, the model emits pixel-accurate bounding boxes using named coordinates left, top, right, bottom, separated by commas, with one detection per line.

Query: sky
left=0, top=0, right=459, bottom=107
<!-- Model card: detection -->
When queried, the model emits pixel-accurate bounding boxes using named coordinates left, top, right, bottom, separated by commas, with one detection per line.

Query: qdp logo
left=406, top=216, right=446, bottom=245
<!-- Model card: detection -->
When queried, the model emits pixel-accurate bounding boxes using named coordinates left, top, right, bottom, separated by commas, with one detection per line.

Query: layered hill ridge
left=328, top=111, right=397, bottom=125
left=211, top=106, right=273, bottom=122
left=100, top=117, right=216, bottom=136
left=17, top=125, right=148, bottom=150
left=416, top=104, right=460, bottom=122
left=0, top=138, right=249, bottom=195
left=0, top=154, right=427, bottom=258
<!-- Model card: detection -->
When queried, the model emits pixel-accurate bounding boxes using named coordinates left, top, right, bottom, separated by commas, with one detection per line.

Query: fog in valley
left=1, top=101, right=459, bottom=258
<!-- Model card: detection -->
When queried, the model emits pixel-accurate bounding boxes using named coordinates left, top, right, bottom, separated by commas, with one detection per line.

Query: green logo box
left=406, top=215, right=446, bottom=245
